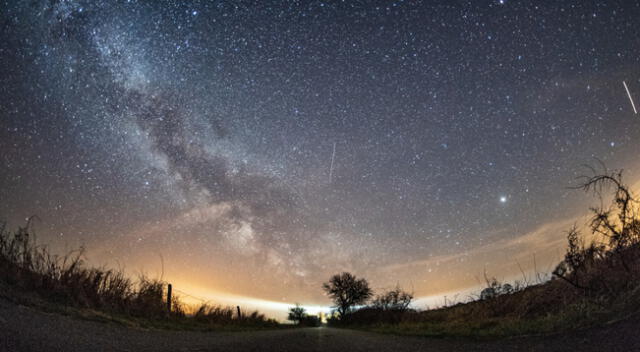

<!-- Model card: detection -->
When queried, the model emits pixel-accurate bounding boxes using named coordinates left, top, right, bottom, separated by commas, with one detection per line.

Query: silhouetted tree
left=553, top=166, right=639, bottom=293
left=578, top=169, right=640, bottom=267
left=322, top=272, right=372, bottom=318
left=287, top=304, right=306, bottom=325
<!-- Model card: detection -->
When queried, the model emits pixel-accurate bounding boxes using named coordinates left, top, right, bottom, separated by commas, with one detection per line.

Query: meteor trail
left=329, top=142, right=336, bottom=183
left=623, top=81, right=638, bottom=114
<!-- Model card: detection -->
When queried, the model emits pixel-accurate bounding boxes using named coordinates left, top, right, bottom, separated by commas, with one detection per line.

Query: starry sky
left=2, top=0, right=640, bottom=316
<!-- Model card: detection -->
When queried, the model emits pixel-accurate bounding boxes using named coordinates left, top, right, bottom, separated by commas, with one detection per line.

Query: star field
left=1, top=0, right=640, bottom=308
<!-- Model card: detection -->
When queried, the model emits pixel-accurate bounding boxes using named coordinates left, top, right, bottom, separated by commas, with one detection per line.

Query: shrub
left=372, top=285, right=413, bottom=311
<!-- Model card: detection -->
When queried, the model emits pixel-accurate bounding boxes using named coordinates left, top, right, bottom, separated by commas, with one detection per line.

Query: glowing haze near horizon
left=2, top=0, right=640, bottom=318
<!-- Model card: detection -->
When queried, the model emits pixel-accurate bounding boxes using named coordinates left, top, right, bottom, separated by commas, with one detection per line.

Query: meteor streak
left=329, top=142, right=336, bottom=183
left=623, top=81, right=638, bottom=114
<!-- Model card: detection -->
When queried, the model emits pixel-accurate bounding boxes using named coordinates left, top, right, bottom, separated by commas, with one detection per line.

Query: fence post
left=167, top=283, right=172, bottom=313
left=236, top=305, right=241, bottom=319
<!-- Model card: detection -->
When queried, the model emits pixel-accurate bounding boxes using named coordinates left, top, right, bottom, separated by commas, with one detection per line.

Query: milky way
left=2, top=1, right=640, bottom=311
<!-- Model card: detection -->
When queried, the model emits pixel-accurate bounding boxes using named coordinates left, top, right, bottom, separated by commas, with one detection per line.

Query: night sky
left=2, top=0, right=640, bottom=315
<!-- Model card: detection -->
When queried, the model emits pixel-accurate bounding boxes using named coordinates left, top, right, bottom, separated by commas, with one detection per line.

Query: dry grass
left=339, top=267, right=639, bottom=339
left=0, top=220, right=277, bottom=329
left=193, top=304, right=271, bottom=326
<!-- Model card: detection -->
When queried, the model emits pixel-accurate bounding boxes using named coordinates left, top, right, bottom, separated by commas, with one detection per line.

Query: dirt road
left=1, top=297, right=637, bottom=351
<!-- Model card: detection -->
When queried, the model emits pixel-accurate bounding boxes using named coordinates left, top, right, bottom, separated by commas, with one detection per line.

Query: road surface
left=0, top=297, right=638, bottom=351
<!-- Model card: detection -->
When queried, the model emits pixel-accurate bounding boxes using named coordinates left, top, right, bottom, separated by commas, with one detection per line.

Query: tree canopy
left=322, top=272, right=372, bottom=318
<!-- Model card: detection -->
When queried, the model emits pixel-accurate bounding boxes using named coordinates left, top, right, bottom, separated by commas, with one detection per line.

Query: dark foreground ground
left=1, top=298, right=638, bottom=352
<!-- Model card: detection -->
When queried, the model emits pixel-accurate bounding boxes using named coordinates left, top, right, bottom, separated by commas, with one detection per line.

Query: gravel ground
left=1, top=297, right=638, bottom=352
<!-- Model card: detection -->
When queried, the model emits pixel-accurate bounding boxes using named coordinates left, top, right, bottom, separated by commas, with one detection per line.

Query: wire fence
left=172, top=288, right=209, bottom=303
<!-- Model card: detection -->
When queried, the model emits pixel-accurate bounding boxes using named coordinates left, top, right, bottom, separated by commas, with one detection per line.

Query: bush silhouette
left=372, top=285, right=413, bottom=311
